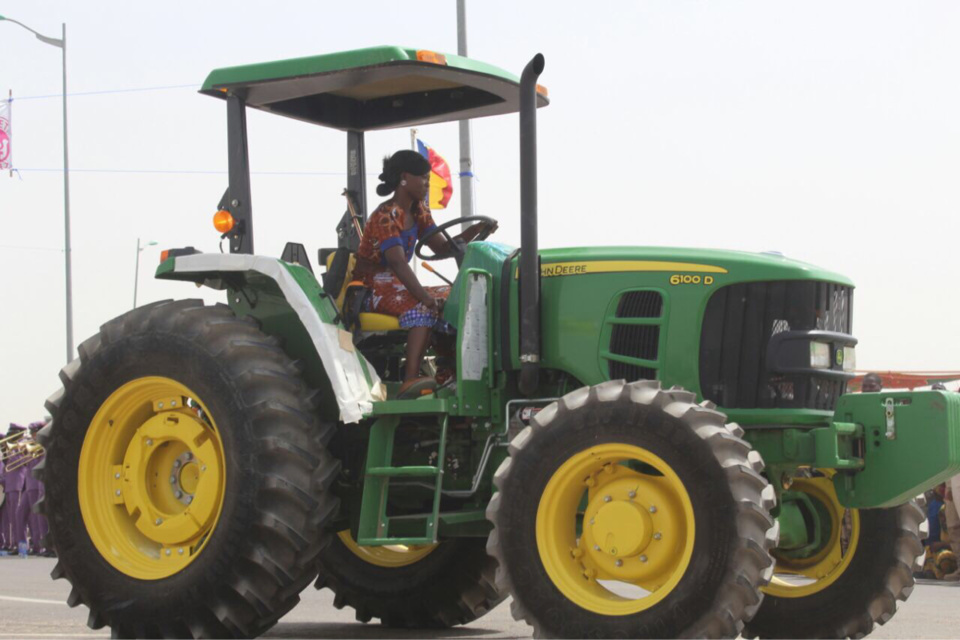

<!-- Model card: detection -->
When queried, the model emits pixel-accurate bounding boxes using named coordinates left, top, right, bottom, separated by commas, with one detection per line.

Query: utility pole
left=457, top=0, right=475, bottom=228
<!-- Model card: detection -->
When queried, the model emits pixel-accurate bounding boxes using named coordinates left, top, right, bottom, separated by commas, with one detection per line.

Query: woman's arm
left=384, top=245, right=440, bottom=311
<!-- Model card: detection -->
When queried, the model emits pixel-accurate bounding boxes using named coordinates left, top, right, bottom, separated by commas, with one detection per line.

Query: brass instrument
left=1, top=432, right=45, bottom=471
left=0, top=429, right=26, bottom=450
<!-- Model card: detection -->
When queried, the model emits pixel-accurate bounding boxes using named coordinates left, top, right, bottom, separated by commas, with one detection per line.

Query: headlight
left=810, top=342, right=831, bottom=369
left=842, top=346, right=856, bottom=372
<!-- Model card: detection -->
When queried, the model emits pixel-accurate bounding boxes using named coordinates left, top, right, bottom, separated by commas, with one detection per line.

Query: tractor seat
left=358, top=312, right=401, bottom=332
left=323, top=249, right=403, bottom=332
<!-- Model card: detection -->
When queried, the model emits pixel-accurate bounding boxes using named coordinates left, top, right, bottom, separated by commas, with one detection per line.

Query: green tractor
left=37, top=47, right=960, bottom=639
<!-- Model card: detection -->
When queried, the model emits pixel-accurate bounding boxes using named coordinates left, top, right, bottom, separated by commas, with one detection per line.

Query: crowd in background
left=0, top=422, right=51, bottom=557
left=919, top=480, right=960, bottom=580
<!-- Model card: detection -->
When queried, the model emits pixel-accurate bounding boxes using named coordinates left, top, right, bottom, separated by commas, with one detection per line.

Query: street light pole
left=133, top=239, right=158, bottom=309
left=0, top=15, right=73, bottom=363
left=60, top=23, right=73, bottom=363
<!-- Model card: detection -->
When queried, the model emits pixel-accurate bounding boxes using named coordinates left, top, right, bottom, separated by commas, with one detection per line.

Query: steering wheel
left=415, top=215, right=499, bottom=262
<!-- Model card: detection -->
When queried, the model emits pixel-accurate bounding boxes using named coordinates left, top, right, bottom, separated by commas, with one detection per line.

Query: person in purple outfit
left=0, top=452, right=8, bottom=551
left=3, top=424, right=30, bottom=553
left=25, top=422, right=49, bottom=554
left=0, top=424, right=20, bottom=551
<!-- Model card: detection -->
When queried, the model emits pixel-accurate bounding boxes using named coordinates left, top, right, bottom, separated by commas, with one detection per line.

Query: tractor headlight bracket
left=766, top=330, right=858, bottom=380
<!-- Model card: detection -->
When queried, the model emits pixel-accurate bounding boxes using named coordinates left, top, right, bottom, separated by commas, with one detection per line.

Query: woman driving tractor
left=354, top=150, right=497, bottom=399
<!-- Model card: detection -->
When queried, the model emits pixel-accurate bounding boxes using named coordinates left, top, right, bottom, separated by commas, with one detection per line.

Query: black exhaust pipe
left=518, top=54, right=544, bottom=397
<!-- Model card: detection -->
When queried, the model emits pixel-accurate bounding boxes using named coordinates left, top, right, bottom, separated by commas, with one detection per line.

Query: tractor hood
left=534, top=246, right=854, bottom=288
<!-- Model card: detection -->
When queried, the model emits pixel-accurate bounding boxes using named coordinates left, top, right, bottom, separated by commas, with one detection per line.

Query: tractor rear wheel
left=314, top=530, right=502, bottom=627
left=487, top=380, right=778, bottom=638
left=37, top=300, right=339, bottom=638
left=743, top=474, right=925, bottom=639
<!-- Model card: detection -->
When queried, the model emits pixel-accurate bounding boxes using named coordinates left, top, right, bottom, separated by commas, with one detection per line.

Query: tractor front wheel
left=37, top=300, right=339, bottom=638
left=743, top=474, right=925, bottom=639
left=487, top=380, right=779, bottom=638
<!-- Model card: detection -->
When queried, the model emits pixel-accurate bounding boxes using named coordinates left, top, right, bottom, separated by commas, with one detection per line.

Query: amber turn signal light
left=416, top=50, right=447, bottom=65
left=213, top=210, right=235, bottom=233
left=160, top=250, right=170, bottom=263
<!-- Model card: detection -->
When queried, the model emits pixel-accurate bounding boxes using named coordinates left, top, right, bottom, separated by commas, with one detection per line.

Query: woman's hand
left=423, top=296, right=445, bottom=314
left=458, top=220, right=498, bottom=243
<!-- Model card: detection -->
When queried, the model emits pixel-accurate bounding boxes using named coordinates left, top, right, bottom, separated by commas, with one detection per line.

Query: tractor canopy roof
left=200, top=45, right=549, bottom=132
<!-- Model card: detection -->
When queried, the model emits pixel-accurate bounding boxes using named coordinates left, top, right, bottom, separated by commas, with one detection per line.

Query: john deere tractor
left=37, top=47, right=960, bottom=639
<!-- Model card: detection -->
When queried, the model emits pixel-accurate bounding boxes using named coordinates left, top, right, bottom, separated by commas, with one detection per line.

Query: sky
left=1, top=1, right=959, bottom=423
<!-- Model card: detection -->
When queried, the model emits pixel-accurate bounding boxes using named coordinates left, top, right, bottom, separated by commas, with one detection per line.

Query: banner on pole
left=416, top=139, right=453, bottom=210
left=0, top=96, right=10, bottom=171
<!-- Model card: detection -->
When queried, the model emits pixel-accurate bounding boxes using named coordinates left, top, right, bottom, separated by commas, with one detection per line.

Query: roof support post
left=226, top=93, right=254, bottom=254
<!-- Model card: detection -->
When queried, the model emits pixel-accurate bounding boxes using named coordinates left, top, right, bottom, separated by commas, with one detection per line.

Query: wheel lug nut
left=115, top=489, right=122, bottom=496
left=155, top=518, right=163, bottom=526
left=173, top=460, right=182, bottom=469
left=158, top=403, right=164, bottom=409
left=615, top=559, right=623, bottom=567
left=186, top=496, right=194, bottom=505
left=114, top=472, right=121, bottom=479
left=170, top=476, right=177, bottom=484
left=654, top=532, right=662, bottom=540
left=594, top=545, right=601, bottom=551
left=649, top=505, right=657, bottom=514
left=146, top=439, right=153, bottom=446
left=171, top=401, right=177, bottom=407
left=201, top=466, right=207, bottom=472
left=175, top=491, right=183, bottom=499
left=165, top=549, right=171, bottom=556
left=640, top=555, right=648, bottom=563
left=185, top=453, right=193, bottom=461
left=589, top=518, right=595, bottom=525
left=628, top=490, right=636, bottom=499
left=178, top=548, right=184, bottom=555
left=603, top=495, right=612, bottom=503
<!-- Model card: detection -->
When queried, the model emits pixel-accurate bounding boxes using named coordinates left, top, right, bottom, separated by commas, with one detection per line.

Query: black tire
left=743, top=499, right=925, bottom=639
left=487, top=380, right=778, bottom=639
left=36, top=299, right=340, bottom=638
left=315, top=534, right=502, bottom=627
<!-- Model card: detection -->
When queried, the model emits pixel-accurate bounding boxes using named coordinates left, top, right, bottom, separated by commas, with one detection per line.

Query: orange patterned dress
left=354, top=200, right=451, bottom=328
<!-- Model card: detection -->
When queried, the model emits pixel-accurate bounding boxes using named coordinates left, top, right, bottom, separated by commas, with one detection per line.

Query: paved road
left=0, top=557, right=957, bottom=638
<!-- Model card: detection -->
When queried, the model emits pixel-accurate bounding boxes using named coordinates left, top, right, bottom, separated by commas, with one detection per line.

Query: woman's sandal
left=396, top=376, right=438, bottom=400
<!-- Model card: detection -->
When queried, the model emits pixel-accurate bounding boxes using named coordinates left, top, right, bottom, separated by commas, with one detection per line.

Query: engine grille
left=608, top=291, right=662, bottom=382
left=699, top=281, right=853, bottom=410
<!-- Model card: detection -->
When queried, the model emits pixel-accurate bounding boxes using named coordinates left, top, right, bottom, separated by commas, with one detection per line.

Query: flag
left=416, top=139, right=453, bottom=210
left=0, top=97, right=10, bottom=171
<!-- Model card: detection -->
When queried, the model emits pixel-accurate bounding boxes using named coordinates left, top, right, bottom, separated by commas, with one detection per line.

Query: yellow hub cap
left=536, top=444, right=695, bottom=616
left=337, top=530, right=437, bottom=568
left=764, top=474, right=860, bottom=598
left=78, top=377, right=226, bottom=580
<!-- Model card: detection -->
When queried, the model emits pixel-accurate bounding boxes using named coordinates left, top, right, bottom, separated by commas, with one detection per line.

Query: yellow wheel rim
left=337, top=530, right=437, bottom=568
left=78, top=376, right=226, bottom=580
left=764, top=473, right=860, bottom=598
left=536, top=443, right=695, bottom=616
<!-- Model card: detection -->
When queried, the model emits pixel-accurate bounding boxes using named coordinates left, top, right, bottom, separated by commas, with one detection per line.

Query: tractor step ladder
left=356, top=413, right=449, bottom=546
